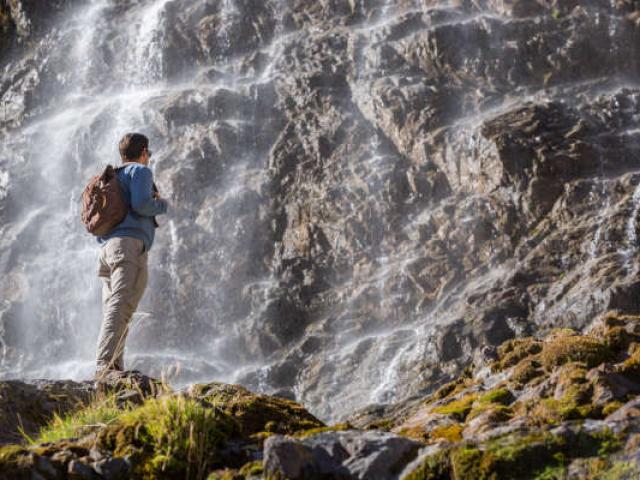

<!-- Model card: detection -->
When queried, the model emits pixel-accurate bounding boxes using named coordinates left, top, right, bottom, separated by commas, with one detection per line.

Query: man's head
left=119, top=133, right=152, bottom=166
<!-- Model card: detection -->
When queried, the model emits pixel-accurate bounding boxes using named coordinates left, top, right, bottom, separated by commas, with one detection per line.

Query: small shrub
left=541, top=335, right=610, bottom=370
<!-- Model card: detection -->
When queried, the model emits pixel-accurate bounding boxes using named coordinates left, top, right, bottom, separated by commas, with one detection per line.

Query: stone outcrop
left=263, top=430, right=422, bottom=480
left=0, top=379, right=92, bottom=445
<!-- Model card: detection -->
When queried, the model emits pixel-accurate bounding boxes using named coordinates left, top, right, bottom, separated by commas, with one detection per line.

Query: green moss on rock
left=617, top=347, right=640, bottom=380
left=405, top=429, right=624, bottom=480
left=509, top=358, right=544, bottom=388
left=190, top=383, right=323, bottom=436
left=295, top=422, right=351, bottom=438
left=429, top=424, right=464, bottom=443
left=494, top=338, right=542, bottom=371
left=431, top=394, right=478, bottom=421
left=477, top=388, right=514, bottom=406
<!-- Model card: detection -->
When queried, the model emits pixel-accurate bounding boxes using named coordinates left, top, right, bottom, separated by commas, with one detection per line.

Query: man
left=95, top=133, right=168, bottom=380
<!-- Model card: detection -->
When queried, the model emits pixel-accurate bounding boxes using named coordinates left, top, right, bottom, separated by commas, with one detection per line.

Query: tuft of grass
left=35, top=394, right=125, bottom=444
left=103, top=396, right=236, bottom=480
left=541, top=335, right=610, bottom=370
left=495, top=338, right=543, bottom=371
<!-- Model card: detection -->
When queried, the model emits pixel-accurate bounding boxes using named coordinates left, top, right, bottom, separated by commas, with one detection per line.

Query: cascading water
left=1, top=0, right=640, bottom=423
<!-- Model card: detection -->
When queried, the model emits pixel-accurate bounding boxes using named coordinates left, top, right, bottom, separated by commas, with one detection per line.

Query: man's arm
left=130, top=166, right=168, bottom=217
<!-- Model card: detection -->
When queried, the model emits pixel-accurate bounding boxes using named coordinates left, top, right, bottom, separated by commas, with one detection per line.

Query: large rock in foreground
left=0, top=379, right=92, bottom=445
left=264, top=430, right=422, bottom=480
left=2, top=320, right=640, bottom=480
left=0, top=380, right=323, bottom=479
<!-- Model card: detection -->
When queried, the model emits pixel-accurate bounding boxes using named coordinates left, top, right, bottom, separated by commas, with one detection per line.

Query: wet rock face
left=1, top=0, right=640, bottom=422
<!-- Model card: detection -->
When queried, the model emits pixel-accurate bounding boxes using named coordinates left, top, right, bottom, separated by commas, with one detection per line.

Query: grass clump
left=495, top=338, right=543, bottom=371
left=541, top=335, right=610, bottom=370
left=476, top=388, right=513, bottom=406
left=97, top=396, right=236, bottom=480
left=403, top=449, right=451, bottom=480
left=510, top=358, right=544, bottom=388
left=36, top=394, right=125, bottom=444
left=238, top=460, right=264, bottom=477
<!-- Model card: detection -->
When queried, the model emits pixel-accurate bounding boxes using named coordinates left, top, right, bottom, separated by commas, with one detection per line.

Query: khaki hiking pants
left=96, top=236, right=148, bottom=376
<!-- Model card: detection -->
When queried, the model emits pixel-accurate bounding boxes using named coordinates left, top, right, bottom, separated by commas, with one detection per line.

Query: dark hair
left=119, top=133, right=149, bottom=162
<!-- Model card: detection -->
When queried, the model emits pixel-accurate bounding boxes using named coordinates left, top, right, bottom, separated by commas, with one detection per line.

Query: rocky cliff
left=1, top=0, right=640, bottom=427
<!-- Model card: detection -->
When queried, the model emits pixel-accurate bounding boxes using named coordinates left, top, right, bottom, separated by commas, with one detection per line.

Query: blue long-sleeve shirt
left=97, top=162, right=168, bottom=251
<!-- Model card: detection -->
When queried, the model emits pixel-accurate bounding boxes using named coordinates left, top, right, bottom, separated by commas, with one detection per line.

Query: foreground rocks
left=2, top=313, right=640, bottom=479
left=264, top=430, right=422, bottom=480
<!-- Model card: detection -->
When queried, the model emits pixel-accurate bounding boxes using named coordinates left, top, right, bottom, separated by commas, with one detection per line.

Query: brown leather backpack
left=81, top=165, right=128, bottom=236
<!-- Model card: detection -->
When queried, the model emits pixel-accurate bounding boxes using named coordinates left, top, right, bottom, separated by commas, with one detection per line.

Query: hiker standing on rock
left=82, top=133, right=168, bottom=381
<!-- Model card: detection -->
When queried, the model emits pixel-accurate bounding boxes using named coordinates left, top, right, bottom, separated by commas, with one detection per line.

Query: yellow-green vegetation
left=465, top=388, right=514, bottom=422
left=238, top=460, right=264, bottom=477
left=602, top=311, right=640, bottom=327
left=294, top=422, right=352, bottom=438
left=617, top=347, right=640, bottom=380
left=191, top=383, right=323, bottom=436
left=495, top=338, right=543, bottom=370
left=466, top=404, right=513, bottom=423
left=431, top=374, right=476, bottom=402
left=476, top=388, right=513, bottom=406
left=35, top=394, right=126, bottom=444
left=540, top=334, right=611, bottom=370
left=602, top=400, right=624, bottom=417
left=509, top=358, right=544, bottom=388
left=597, top=460, right=640, bottom=479
left=431, top=393, right=478, bottom=421
left=397, top=425, right=429, bottom=442
left=404, top=429, right=624, bottom=480
left=0, top=383, right=324, bottom=480
left=96, top=396, right=235, bottom=480
left=0, top=445, right=30, bottom=469
left=529, top=363, right=599, bottom=424
left=431, top=388, right=513, bottom=423
left=430, top=424, right=464, bottom=443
